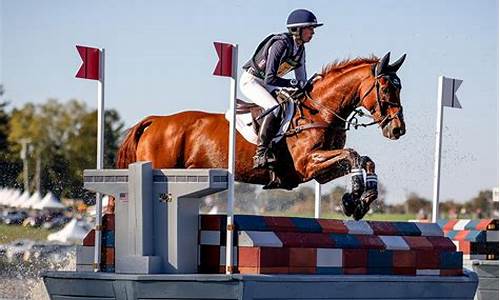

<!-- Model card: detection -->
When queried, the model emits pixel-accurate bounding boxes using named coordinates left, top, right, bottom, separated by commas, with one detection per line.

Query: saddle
left=235, top=88, right=301, bottom=141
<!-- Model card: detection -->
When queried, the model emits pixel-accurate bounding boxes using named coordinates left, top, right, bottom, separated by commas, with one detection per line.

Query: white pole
left=226, top=44, right=238, bottom=274
left=94, top=48, right=105, bottom=272
left=432, top=76, right=444, bottom=223
left=20, top=139, right=31, bottom=192
left=314, top=181, right=321, bottom=218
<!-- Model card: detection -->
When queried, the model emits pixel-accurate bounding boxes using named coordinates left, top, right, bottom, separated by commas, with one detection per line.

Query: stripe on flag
left=441, top=76, right=462, bottom=109
left=76, top=45, right=100, bottom=80
left=213, top=42, right=234, bottom=77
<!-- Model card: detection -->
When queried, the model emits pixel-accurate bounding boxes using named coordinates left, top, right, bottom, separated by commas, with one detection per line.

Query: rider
left=240, top=9, right=323, bottom=169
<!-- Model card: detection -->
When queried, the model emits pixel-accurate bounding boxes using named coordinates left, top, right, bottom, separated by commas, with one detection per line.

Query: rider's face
left=301, top=26, right=315, bottom=43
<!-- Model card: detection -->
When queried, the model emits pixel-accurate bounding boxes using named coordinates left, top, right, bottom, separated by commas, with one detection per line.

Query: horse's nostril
left=392, top=127, right=401, bottom=136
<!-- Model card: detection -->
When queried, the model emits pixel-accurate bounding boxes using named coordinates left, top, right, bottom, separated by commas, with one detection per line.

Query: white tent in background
left=0, top=188, right=14, bottom=206
left=23, top=191, right=42, bottom=209
left=47, top=218, right=88, bottom=243
left=12, top=191, right=30, bottom=208
left=34, top=192, right=65, bottom=210
left=2, top=189, right=15, bottom=206
left=7, top=189, right=21, bottom=207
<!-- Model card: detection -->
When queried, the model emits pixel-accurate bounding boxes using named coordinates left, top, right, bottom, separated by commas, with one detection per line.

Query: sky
left=0, top=0, right=498, bottom=205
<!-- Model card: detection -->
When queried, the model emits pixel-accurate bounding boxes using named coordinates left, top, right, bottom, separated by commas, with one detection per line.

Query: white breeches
left=239, top=71, right=279, bottom=115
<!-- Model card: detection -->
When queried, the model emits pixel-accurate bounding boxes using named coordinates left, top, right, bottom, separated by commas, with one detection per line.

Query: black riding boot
left=253, top=113, right=278, bottom=169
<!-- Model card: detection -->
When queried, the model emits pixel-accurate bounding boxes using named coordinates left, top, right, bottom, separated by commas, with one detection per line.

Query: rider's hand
left=280, top=87, right=300, bottom=96
left=276, top=87, right=300, bottom=102
left=290, top=79, right=306, bottom=89
left=282, top=86, right=299, bottom=93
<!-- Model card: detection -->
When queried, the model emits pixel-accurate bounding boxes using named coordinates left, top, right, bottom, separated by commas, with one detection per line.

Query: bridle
left=301, top=72, right=403, bottom=131
left=357, top=73, right=404, bottom=129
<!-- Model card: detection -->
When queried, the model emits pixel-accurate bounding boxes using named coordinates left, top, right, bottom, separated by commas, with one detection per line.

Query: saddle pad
left=224, top=100, right=295, bottom=145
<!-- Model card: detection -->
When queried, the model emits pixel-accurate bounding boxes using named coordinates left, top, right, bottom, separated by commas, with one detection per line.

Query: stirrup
left=252, top=149, right=276, bottom=169
left=253, top=154, right=268, bottom=169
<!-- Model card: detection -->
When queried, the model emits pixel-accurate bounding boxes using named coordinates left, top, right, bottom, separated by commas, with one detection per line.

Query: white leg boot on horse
left=353, top=156, right=378, bottom=220
left=342, top=167, right=364, bottom=217
left=341, top=156, right=379, bottom=220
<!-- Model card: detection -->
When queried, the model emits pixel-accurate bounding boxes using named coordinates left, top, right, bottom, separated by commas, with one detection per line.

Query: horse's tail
left=116, top=116, right=157, bottom=168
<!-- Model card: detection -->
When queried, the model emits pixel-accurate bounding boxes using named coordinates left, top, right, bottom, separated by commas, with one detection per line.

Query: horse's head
left=360, top=52, right=406, bottom=140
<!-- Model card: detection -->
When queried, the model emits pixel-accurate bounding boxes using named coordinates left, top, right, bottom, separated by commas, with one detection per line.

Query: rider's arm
left=294, top=50, right=307, bottom=82
left=264, top=40, right=294, bottom=87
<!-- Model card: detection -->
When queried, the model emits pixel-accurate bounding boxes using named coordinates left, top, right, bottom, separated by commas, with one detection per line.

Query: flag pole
left=226, top=44, right=238, bottom=275
left=314, top=181, right=321, bottom=218
left=94, top=48, right=105, bottom=272
left=432, top=76, right=444, bottom=223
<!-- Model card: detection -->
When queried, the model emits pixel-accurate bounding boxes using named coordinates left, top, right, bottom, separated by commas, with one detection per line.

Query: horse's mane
left=321, top=56, right=379, bottom=77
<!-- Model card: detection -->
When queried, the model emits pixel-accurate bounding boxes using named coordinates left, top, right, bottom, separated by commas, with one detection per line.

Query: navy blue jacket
left=243, top=33, right=306, bottom=88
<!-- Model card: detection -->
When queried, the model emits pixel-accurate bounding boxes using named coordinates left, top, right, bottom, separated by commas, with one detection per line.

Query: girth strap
left=282, top=122, right=329, bottom=137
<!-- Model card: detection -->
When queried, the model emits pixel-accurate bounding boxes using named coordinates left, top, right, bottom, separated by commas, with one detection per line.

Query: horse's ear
left=387, top=53, right=406, bottom=73
left=375, top=52, right=390, bottom=76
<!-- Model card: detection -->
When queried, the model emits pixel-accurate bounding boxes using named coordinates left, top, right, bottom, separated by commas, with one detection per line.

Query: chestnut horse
left=116, top=52, right=406, bottom=219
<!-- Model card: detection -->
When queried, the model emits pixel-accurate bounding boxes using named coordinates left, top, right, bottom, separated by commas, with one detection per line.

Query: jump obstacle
left=43, top=162, right=479, bottom=300
left=438, top=219, right=498, bottom=300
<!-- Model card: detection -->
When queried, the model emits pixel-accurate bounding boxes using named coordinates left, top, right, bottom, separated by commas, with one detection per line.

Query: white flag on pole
left=441, top=76, right=463, bottom=109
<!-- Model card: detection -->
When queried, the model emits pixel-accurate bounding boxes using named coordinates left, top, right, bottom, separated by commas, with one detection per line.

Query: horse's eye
left=390, top=78, right=401, bottom=88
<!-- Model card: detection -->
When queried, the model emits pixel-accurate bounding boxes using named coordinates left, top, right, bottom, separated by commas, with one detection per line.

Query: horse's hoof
left=353, top=190, right=377, bottom=220
left=341, top=193, right=357, bottom=217
left=353, top=201, right=369, bottom=221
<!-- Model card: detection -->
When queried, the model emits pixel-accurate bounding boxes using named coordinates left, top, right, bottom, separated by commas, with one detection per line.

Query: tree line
left=0, top=85, right=124, bottom=202
left=202, top=182, right=496, bottom=219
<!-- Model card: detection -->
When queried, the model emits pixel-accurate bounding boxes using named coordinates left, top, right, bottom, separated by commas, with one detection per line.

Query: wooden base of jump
left=43, top=270, right=478, bottom=300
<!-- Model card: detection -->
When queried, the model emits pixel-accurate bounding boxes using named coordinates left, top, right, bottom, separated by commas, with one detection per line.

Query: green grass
left=0, top=224, right=54, bottom=244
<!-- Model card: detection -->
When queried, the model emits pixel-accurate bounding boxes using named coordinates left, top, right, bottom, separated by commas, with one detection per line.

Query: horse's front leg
left=302, top=147, right=361, bottom=183
left=352, top=156, right=379, bottom=220
left=301, top=148, right=366, bottom=218
left=301, top=150, right=379, bottom=220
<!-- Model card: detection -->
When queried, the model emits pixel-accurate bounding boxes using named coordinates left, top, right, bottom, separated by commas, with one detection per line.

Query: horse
left=116, top=52, right=407, bottom=220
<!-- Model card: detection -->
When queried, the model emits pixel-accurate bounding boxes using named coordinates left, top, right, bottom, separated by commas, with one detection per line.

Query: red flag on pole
left=76, top=45, right=100, bottom=80
left=213, top=42, right=234, bottom=77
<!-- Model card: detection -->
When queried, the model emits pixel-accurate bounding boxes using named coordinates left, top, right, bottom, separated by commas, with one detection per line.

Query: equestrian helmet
left=286, top=9, right=323, bottom=28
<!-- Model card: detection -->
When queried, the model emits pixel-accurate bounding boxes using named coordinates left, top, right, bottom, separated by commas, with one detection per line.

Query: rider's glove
left=277, top=87, right=300, bottom=101
left=289, top=79, right=306, bottom=90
